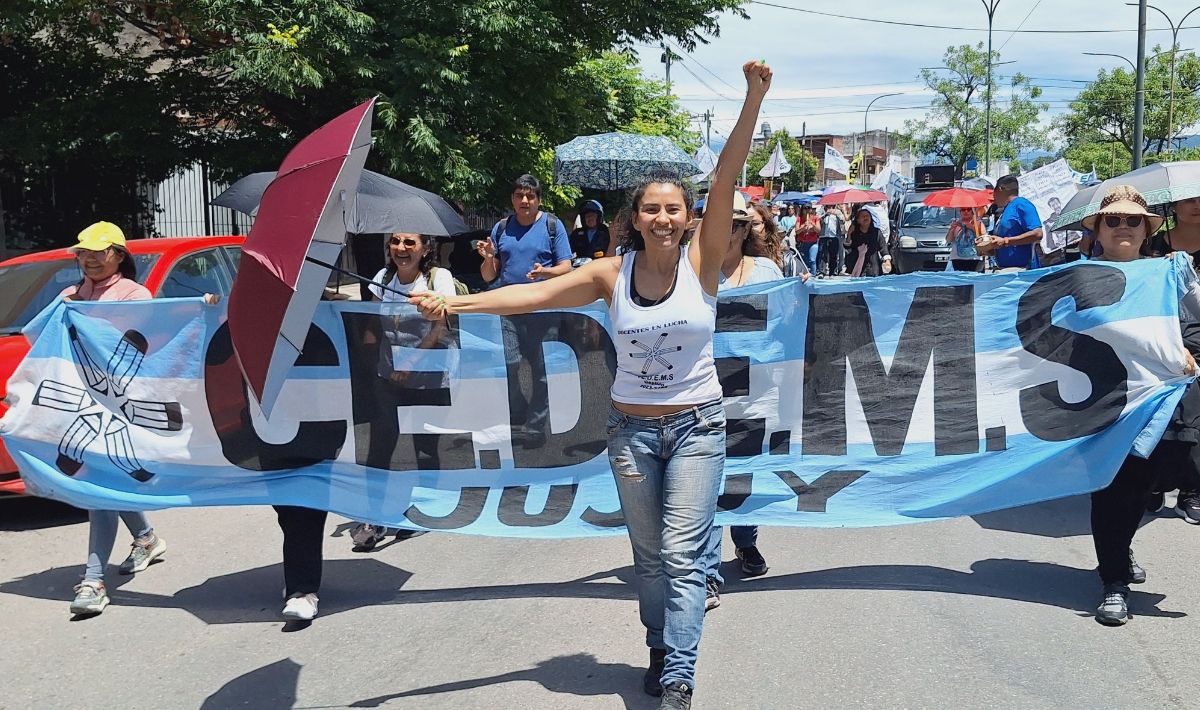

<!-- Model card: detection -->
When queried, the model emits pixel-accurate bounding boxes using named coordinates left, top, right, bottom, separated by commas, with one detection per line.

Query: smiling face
left=1095, top=215, right=1147, bottom=262
left=76, top=247, right=121, bottom=283
left=1176, top=196, right=1200, bottom=227
left=633, top=183, right=690, bottom=252
left=388, top=232, right=429, bottom=280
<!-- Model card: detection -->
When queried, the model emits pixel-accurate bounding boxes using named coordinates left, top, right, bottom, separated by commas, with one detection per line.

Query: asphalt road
left=1, top=493, right=1196, bottom=710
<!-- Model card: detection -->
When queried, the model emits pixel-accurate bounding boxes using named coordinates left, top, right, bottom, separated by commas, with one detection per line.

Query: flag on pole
left=824, top=144, right=850, bottom=175
left=691, top=142, right=718, bottom=183
left=759, top=140, right=792, bottom=178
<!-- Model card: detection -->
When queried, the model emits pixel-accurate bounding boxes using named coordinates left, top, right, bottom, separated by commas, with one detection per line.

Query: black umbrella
left=212, top=169, right=469, bottom=236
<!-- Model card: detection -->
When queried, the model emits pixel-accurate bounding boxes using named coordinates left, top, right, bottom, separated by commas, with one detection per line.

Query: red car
left=0, top=236, right=246, bottom=496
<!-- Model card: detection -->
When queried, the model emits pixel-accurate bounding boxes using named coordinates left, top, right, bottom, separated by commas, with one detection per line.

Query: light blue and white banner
left=1, top=258, right=1195, bottom=537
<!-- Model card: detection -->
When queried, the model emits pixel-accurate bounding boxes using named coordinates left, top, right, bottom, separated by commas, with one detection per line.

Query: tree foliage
left=1058, top=46, right=1200, bottom=164
left=900, top=43, right=1049, bottom=175
left=744, top=129, right=819, bottom=190
left=0, top=0, right=739, bottom=247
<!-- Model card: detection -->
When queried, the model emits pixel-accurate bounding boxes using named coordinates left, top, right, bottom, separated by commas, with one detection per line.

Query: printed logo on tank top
left=619, top=321, right=688, bottom=388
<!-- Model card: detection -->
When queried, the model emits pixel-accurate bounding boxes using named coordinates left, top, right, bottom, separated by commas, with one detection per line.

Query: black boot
left=643, top=648, right=667, bottom=697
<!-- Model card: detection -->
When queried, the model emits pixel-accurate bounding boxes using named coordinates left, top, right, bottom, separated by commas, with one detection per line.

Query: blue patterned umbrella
left=554, top=133, right=701, bottom=190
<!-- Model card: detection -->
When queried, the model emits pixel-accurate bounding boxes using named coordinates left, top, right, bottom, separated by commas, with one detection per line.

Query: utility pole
left=704, top=108, right=712, bottom=148
left=1134, top=0, right=1148, bottom=168
left=1139, top=3, right=1200, bottom=154
left=660, top=42, right=672, bottom=93
left=982, top=0, right=1001, bottom=178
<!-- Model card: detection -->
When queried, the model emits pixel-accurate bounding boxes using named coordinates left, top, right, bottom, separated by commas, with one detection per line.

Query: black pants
left=817, top=237, right=843, bottom=276
left=274, top=505, right=328, bottom=596
left=1090, top=441, right=1189, bottom=584
left=951, top=259, right=984, bottom=273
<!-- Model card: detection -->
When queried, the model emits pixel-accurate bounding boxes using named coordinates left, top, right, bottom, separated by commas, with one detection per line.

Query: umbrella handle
left=304, top=256, right=411, bottom=298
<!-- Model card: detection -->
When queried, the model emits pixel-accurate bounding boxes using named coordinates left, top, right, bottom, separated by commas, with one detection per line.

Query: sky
left=633, top=0, right=1199, bottom=149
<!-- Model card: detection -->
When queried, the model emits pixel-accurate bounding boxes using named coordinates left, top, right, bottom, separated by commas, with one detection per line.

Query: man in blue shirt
left=478, top=174, right=573, bottom=287
left=475, top=175, right=573, bottom=448
left=986, top=175, right=1044, bottom=270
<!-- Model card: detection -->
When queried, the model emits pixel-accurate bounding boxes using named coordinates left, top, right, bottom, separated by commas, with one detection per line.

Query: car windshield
left=901, top=200, right=956, bottom=228
left=0, top=254, right=158, bottom=335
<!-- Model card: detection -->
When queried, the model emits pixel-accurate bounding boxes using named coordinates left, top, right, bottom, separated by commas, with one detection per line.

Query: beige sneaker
left=70, top=581, right=109, bottom=615
left=119, top=535, right=167, bottom=575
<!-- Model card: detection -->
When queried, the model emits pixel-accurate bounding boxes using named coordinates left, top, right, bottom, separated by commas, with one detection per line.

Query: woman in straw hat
left=1081, top=185, right=1199, bottom=625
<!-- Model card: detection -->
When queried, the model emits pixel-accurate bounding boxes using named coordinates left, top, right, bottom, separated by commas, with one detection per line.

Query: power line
left=748, top=0, right=1200, bottom=33
left=998, top=0, right=1043, bottom=51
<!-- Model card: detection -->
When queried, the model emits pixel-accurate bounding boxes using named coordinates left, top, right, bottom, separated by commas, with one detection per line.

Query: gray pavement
left=1, top=494, right=1196, bottom=710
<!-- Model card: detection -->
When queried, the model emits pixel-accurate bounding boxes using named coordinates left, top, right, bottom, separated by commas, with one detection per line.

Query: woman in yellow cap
left=1080, top=186, right=1198, bottom=626
left=64, top=221, right=166, bottom=616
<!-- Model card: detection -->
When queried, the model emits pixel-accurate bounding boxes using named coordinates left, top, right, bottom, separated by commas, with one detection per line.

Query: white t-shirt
left=369, top=267, right=456, bottom=301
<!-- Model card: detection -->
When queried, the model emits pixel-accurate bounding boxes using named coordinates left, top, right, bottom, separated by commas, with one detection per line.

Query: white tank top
left=608, top=246, right=723, bottom=405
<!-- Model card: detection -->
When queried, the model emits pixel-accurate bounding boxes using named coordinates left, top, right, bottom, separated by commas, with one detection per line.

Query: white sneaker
left=281, top=593, right=319, bottom=621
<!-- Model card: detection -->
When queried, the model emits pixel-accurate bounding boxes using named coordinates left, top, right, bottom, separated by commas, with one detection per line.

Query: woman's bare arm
left=412, top=257, right=619, bottom=318
left=693, top=61, right=772, bottom=292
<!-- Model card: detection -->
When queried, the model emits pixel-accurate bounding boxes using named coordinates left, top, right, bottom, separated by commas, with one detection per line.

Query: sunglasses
left=389, top=237, right=422, bottom=248
left=75, top=248, right=113, bottom=259
left=1103, top=215, right=1143, bottom=229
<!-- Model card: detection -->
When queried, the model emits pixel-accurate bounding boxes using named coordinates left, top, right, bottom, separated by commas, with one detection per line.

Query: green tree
left=0, top=0, right=741, bottom=247
left=900, top=43, right=1049, bottom=175
left=1058, top=46, right=1200, bottom=160
left=1061, top=141, right=1131, bottom=181
left=744, top=129, right=819, bottom=190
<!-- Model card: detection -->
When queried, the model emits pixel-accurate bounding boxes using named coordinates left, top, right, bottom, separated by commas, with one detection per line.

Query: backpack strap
left=545, top=213, right=559, bottom=262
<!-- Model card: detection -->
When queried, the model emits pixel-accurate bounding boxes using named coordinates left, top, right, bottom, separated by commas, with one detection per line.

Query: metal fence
left=149, top=162, right=250, bottom=237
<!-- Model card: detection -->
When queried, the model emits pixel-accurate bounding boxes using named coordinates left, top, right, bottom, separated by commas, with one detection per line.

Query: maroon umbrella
left=226, top=98, right=375, bottom=414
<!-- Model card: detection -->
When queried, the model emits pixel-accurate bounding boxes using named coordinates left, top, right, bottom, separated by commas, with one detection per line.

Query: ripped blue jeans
left=606, top=400, right=726, bottom=689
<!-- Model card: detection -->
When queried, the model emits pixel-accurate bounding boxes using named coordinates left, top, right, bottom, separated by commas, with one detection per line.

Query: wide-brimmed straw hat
left=1082, top=184, right=1164, bottom=234
left=732, top=191, right=753, bottom=222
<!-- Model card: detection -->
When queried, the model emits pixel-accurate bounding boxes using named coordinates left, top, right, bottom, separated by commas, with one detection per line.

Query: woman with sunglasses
left=345, top=233, right=457, bottom=551
left=1082, top=186, right=1198, bottom=625
left=62, top=222, right=165, bottom=616
left=944, top=206, right=985, bottom=272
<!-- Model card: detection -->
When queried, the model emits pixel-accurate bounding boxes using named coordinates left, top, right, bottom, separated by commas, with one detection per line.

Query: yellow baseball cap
left=72, top=221, right=127, bottom=252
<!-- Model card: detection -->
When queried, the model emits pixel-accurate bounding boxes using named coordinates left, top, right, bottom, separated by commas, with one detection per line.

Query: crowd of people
left=46, top=59, right=1200, bottom=710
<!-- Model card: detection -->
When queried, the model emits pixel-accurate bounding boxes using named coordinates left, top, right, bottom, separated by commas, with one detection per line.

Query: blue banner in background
left=0, top=257, right=1194, bottom=537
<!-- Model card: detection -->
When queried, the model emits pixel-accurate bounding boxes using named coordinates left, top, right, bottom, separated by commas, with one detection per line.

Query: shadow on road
left=1, top=556, right=1185, bottom=626
left=345, top=653, right=654, bottom=710
left=201, top=658, right=300, bottom=709
left=380, top=558, right=1187, bottom=620
left=0, top=558, right=412, bottom=625
left=971, top=494, right=1173, bottom=539
left=0, top=496, right=87, bottom=531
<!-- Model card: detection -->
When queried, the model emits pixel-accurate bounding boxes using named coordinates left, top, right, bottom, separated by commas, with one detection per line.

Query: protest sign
left=1, top=259, right=1192, bottom=537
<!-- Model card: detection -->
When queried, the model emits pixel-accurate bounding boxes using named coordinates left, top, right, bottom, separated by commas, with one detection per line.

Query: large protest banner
left=1, top=258, right=1194, bottom=537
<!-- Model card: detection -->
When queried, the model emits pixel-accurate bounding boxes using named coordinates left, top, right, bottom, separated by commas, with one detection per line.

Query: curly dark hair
left=617, top=172, right=697, bottom=252
left=381, top=233, right=438, bottom=285
left=747, top=203, right=783, bottom=267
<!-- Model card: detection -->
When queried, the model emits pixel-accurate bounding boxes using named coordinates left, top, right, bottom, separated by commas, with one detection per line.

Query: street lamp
left=863, top=93, right=901, bottom=182
left=1084, top=45, right=1194, bottom=163
left=1128, top=3, right=1200, bottom=154
left=982, top=0, right=1001, bottom=177
left=1083, top=47, right=1190, bottom=72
